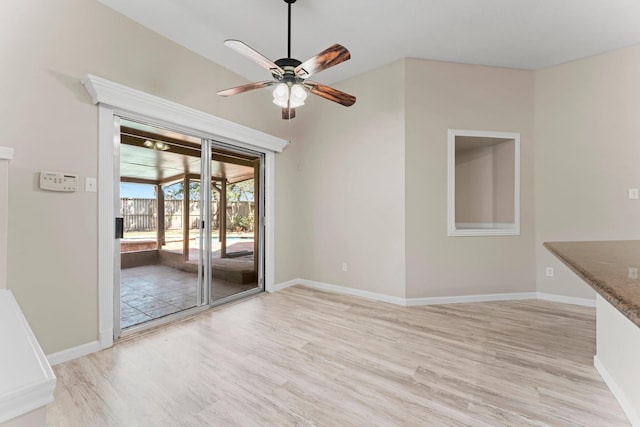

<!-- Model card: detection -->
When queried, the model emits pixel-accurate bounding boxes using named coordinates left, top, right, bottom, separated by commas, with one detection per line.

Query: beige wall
left=1, top=0, right=299, bottom=354
left=534, top=45, right=640, bottom=298
left=493, top=141, right=516, bottom=223
left=456, top=146, right=496, bottom=223
left=405, top=59, right=535, bottom=298
left=293, top=60, right=407, bottom=298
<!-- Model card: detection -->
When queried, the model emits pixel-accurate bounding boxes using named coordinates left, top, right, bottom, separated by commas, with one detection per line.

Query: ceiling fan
left=217, top=0, right=356, bottom=120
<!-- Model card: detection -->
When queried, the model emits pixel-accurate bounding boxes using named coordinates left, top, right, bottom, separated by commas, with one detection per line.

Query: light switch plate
left=85, top=177, right=97, bottom=192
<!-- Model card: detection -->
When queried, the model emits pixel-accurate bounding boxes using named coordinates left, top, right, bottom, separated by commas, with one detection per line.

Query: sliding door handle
left=115, top=217, right=124, bottom=239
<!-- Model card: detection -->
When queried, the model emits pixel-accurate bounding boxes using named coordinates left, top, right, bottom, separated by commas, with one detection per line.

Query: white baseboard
left=298, top=279, right=406, bottom=306
left=268, top=279, right=299, bottom=293
left=47, top=341, right=100, bottom=366
left=272, top=279, right=597, bottom=309
left=536, top=292, right=596, bottom=307
left=405, top=292, right=537, bottom=306
left=594, top=355, right=640, bottom=427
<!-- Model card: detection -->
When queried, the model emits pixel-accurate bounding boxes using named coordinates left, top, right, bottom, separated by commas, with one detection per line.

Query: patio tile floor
left=120, top=265, right=197, bottom=328
left=120, top=264, right=259, bottom=329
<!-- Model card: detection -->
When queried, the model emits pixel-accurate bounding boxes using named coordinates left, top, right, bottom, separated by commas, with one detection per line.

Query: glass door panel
left=210, top=149, right=263, bottom=302
left=118, top=120, right=204, bottom=331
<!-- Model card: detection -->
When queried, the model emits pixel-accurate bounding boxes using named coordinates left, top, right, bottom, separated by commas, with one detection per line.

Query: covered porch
left=118, top=120, right=262, bottom=328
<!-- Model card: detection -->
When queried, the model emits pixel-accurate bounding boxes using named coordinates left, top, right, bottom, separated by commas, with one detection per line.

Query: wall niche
left=447, top=129, right=520, bottom=236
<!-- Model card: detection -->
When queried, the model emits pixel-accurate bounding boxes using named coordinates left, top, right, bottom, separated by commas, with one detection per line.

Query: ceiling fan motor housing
left=274, top=58, right=305, bottom=85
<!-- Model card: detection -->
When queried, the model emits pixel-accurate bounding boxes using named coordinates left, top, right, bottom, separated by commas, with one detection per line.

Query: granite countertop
left=544, top=240, right=640, bottom=328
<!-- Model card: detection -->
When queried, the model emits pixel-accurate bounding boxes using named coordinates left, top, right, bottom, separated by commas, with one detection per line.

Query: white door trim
left=82, top=74, right=288, bottom=350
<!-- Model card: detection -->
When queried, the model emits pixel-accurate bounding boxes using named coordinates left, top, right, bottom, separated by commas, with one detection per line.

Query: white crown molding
left=81, top=74, right=289, bottom=153
left=0, top=147, right=14, bottom=161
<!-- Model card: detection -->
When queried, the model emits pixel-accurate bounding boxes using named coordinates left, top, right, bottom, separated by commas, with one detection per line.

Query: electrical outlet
left=342, top=262, right=348, bottom=272
left=545, top=267, right=554, bottom=277
left=629, top=267, right=638, bottom=279
left=629, top=188, right=639, bottom=199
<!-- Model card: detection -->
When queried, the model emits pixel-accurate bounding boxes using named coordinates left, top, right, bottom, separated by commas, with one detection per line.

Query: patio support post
left=157, top=183, right=165, bottom=250
left=220, top=179, right=227, bottom=258
left=182, top=176, right=189, bottom=261
left=253, top=158, right=260, bottom=275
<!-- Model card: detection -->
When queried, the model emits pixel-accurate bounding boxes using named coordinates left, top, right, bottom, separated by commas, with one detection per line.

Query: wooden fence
left=120, top=198, right=253, bottom=232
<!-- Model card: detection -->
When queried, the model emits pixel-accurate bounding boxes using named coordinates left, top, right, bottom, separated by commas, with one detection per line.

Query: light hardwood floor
left=47, top=286, right=630, bottom=426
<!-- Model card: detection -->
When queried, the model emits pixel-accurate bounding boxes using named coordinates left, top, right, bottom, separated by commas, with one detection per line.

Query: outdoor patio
left=121, top=260, right=258, bottom=329
left=120, top=236, right=258, bottom=329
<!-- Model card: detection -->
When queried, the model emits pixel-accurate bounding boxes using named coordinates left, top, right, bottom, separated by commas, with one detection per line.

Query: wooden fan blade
left=295, top=44, right=351, bottom=78
left=305, top=81, right=356, bottom=107
left=282, top=108, right=296, bottom=120
left=217, top=81, right=275, bottom=97
left=224, top=39, right=284, bottom=77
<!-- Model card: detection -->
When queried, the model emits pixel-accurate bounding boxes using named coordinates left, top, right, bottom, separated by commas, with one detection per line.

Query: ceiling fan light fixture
left=289, top=83, right=307, bottom=108
left=273, top=83, right=307, bottom=108
left=272, top=83, right=290, bottom=107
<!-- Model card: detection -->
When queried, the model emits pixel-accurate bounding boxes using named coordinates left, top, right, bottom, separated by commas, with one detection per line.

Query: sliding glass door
left=115, top=119, right=264, bottom=337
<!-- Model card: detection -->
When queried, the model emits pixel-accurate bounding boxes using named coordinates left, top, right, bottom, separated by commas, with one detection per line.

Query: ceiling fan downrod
left=285, top=0, right=296, bottom=59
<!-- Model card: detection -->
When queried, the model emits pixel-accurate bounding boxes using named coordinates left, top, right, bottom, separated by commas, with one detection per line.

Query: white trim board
left=271, top=279, right=596, bottom=308
left=47, top=341, right=101, bottom=366
left=405, top=292, right=537, bottom=306
left=298, top=279, right=406, bottom=306
left=536, top=292, right=596, bottom=307
left=267, top=279, right=299, bottom=293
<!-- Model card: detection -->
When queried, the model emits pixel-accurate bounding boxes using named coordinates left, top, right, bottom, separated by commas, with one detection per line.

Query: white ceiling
left=98, top=0, right=640, bottom=85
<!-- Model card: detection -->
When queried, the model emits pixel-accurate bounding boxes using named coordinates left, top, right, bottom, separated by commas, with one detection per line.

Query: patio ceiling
left=120, top=121, right=257, bottom=184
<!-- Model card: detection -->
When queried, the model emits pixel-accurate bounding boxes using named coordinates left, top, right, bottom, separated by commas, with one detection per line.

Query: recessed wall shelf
left=447, top=129, right=521, bottom=237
